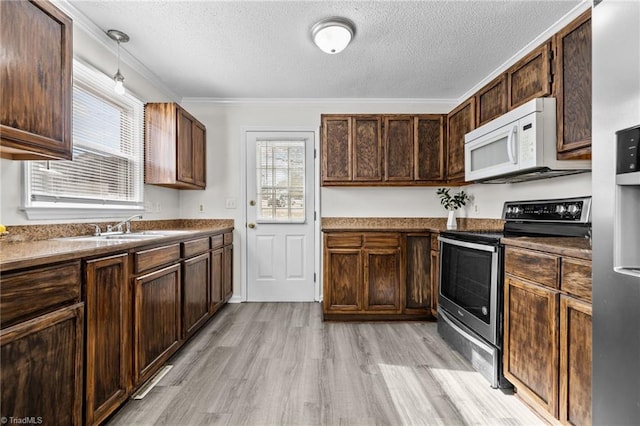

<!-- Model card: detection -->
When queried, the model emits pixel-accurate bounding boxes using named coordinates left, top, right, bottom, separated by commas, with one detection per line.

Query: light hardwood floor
left=108, top=303, right=543, bottom=425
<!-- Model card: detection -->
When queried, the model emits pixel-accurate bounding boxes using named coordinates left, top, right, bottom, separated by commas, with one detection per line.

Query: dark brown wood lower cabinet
left=1, top=303, right=84, bottom=426
left=85, top=253, right=130, bottom=426
left=210, top=247, right=224, bottom=313
left=430, top=248, right=439, bottom=318
left=133, top=263, right=181, bottom=384
left=182, top=252, right=211, bottom=338
left=560, top=295, right=592, bottom=426
left=324, top=247, right=362, bottom=313
left=223, top=244, right=233, bottom=301
left=405, top=235, right=431, bottom=313
left=503, top=275, right=559, bottom=418
left=364, top=247, right=402, bottom=312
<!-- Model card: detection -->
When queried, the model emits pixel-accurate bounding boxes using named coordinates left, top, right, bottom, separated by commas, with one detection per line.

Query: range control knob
left=567, top=204, right=580, bottom=215
left=556, top=205, right=567, bottom=214
left=512, top=206, right=522, bottom=215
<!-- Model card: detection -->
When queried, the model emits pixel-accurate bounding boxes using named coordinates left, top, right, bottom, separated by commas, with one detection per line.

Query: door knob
left=249, top=200, right=256, bottom=206
left=248, top=223, right=256, bottom=229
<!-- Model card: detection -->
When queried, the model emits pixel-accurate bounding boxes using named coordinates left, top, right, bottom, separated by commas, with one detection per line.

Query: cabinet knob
left=249, top=200, right=256, bottom=206
left=248, top=223, right=256, bottom=229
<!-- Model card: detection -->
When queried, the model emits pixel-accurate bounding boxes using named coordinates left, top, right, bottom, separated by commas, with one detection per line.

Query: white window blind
left=25, top=60, right=144, bottom=217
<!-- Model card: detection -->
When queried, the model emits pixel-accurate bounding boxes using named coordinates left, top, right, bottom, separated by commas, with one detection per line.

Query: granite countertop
left=0, top=219, right=234, bottom=272
left=501, top=236, right=592, bottom=260
left=321, top=217, right=505, bottom=233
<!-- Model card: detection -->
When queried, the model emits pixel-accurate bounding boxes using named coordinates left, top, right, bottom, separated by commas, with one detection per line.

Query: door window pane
left=256, top=140, right=305, bottom=222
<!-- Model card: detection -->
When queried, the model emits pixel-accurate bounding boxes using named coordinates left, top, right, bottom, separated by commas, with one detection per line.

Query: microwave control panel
left=518, top=115, right=537, bottom=165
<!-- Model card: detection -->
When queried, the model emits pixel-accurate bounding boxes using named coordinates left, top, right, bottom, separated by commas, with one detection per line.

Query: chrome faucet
left=107, top=214, right=143, bottom=234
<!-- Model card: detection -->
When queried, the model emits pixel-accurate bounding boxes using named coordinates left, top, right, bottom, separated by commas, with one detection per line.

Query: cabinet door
left=414, top=115, right=446, bottom=182
left=85, top=254, right=130, bottom=426
left=192, top=121, right=207, bottom=188
left=182, top=252, right=211, bottom=338
left=364, top=248, right=402, bottom=312
left=177, top=108, right=195, bottom=185
left=133, top=264, right=181, bottom=384
left=223, top=244, right=233, bottom=301
left=430, top=249, right=439, bottom=318
left=447, top=99, right=475, bottom=182
left=476, top=74, right=508, bottom=127
left=507, top=42, right=552, bottom=109
left=0, top=0, right=72, bottom=160
left=1, top=303, right=84, bottom=426
left=503, top=275, right=559, bottom=417
left=322, top=115, right=352, bottom=183
left=555, top=10, right=592, bottom=159
left=560, top=295, right=592, bottom=426
left=384, top=116, right=414, bottom=181
left=405, top=235, right=430, bottom=312
left=353, top=116, right=382, bottom=182
left=210, top=248, right=224, bottom=313
left=324, top=248, right=363, bottom=312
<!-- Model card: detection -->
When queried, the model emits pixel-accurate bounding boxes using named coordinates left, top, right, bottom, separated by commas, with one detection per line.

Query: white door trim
left=239, top=126, right=321, bottom=302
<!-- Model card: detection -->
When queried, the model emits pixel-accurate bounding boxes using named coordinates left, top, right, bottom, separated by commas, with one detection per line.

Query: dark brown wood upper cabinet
left=353, top=116, right=383, bottom=182
left=507, top=42, right=553, bottom=109
left=322, top=115, right=352, bottom=182
left=476, top=74, right=508, bottom=127
left=145, top=103, right=207, bottom=189
left=415, top=115, right=446, bottom=181
left=447, top=98, right=475, bottom=182
left=322, top=113, right=447, bottom=185
left=384, top=116, right=414, bottom=181
left=555, top=9, right=592, bottom=159
left=0, top=0, right=73, bottom=160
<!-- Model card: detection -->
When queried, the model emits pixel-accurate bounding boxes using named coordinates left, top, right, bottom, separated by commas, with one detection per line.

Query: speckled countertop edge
left=321, top=217, right=505, bottom=232
left=0, top=219, right=234, bottom=272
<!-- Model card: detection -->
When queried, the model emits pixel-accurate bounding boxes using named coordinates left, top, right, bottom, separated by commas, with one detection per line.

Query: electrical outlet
left=225, top=198, right=237, bottom=209
left=155, top=202, right=161, bottom=212
left=199, top=204, right=205, bottom=213
left=474, top=204, right=479, bottom=213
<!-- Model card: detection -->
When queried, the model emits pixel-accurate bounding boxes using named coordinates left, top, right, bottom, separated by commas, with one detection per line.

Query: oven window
left=440, top=243, right=493, bottom=323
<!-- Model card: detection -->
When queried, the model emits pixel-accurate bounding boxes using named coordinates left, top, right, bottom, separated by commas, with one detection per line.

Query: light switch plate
left=225, top=198, right=237, bottom=209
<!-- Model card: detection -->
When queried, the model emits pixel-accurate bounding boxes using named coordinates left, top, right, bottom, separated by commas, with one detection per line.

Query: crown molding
left=181, top=97, right=458, bottom=106
left=51, top=0, right=180, bottom=102
left=457, top=1, right=591, bottom=104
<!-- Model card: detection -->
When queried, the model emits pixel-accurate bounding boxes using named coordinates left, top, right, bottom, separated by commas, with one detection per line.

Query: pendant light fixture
left=311, top=18, right=355, bottom=54
left=107, top=29, right=129, bottom=95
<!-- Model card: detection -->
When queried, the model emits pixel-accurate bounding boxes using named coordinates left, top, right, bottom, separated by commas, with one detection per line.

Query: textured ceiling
left=69, top=0, right=582, bottom=100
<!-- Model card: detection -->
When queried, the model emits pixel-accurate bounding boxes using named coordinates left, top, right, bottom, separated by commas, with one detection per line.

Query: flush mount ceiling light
left=311, top=18, right=355, bottom=54
left=107, top=29, right=129, bottom=95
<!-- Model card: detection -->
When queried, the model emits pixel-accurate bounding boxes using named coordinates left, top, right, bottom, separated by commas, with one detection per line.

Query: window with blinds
left=24, top=60, right=144, bottom=217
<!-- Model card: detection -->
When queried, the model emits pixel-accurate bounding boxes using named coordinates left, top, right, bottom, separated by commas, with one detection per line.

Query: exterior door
left=246, top=131, right=315, bottom=301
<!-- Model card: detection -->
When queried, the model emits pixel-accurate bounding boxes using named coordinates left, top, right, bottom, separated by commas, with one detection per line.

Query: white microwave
left=464, top=98, right=591, bottom=183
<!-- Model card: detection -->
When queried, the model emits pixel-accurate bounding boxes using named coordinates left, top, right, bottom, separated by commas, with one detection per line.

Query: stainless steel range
left=437, top=196, right=592, bottom=388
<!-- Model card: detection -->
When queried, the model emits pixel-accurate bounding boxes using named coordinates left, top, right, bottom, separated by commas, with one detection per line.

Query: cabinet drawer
left=431, top=234, right=439, bottom=251
left=182, top=237, right=210, bottom=258
left=135, top=244, right=181, bottom=274
left=505, top=247, right=559, bottom=288
left=363, top=233, right=400, bottom=248
left=561, top=258, right=592, bottom=302
left=1, top=261, right=81, bottom=326
left=223, top=232, right=233, bottom=245
left=211, top=234, right=224, bottom=249
left=326, top=233, right=362, bottom=248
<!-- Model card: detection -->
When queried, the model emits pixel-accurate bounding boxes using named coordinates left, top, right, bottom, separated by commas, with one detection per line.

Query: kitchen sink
left=57, top=230, right=192, bottom=242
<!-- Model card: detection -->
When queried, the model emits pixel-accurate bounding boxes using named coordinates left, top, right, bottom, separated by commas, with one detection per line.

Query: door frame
left=240, top=126, right=321, bottom=302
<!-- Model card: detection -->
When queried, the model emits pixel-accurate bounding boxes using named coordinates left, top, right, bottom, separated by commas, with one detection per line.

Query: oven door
left=438, top=236, right=501, bottom=346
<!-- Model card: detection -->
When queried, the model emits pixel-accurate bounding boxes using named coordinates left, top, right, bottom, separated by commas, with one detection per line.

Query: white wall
left=180, top=100, right=592, bottom=224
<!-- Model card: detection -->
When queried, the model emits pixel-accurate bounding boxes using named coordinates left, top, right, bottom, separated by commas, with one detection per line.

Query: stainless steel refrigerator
left=592, top=1, right=640, bottom=424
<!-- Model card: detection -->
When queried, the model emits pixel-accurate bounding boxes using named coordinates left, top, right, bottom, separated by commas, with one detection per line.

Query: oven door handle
left=438, top=236, right=499, bottom=253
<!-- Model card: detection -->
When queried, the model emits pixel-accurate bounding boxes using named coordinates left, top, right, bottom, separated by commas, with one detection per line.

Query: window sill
left=23, top=204, right=144, bottom=220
